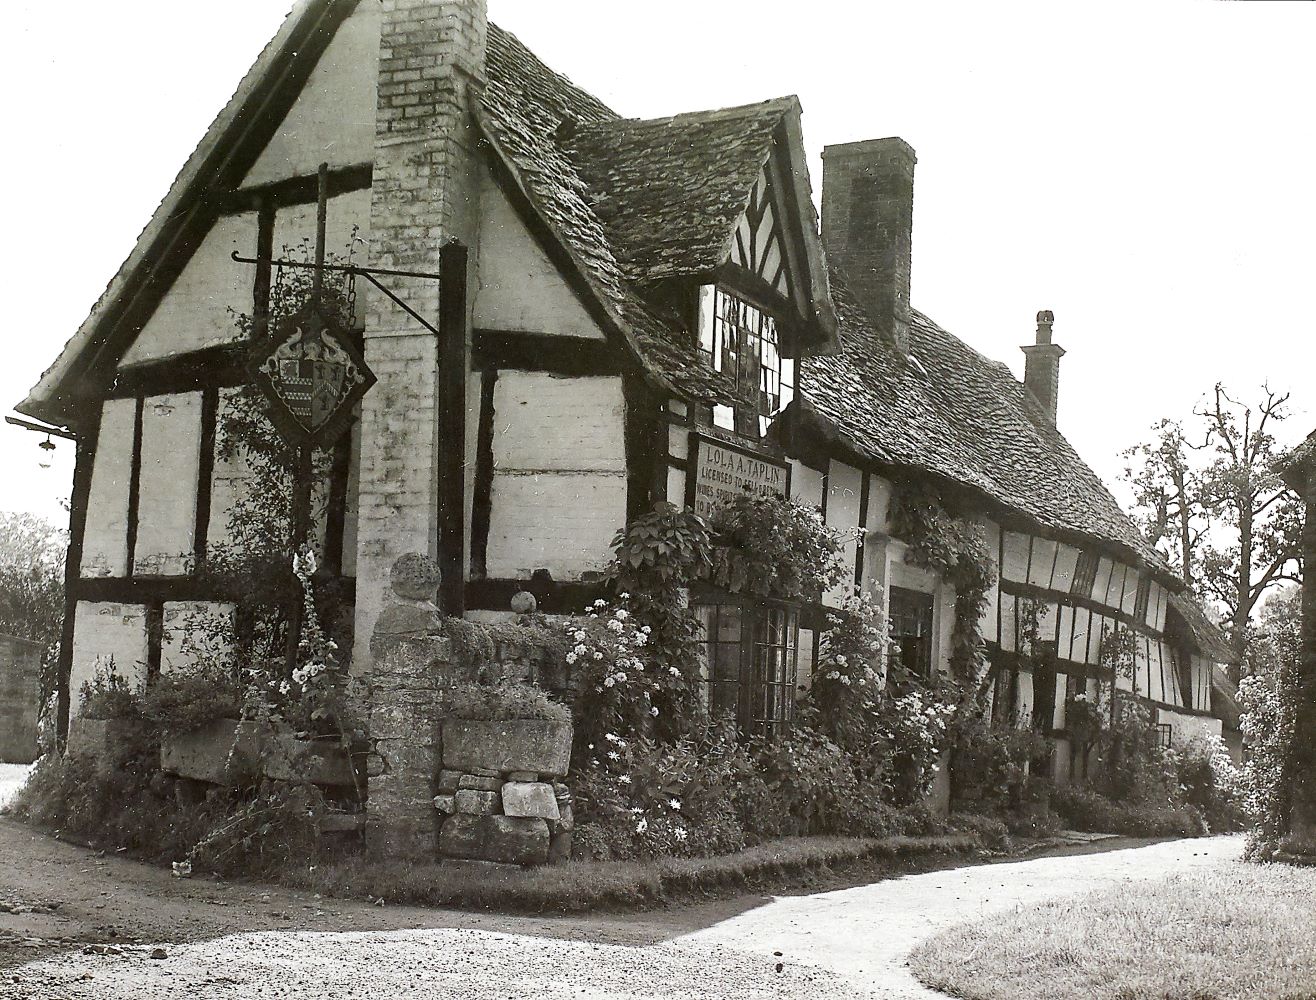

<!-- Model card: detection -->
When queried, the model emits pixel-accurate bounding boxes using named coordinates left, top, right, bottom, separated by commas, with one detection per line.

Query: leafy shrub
left=949, top=716, right=1051, bottom=814
left=1239, top=663, right=1298, bottom=860
left=141, top=663, right=244, bottom=734
left=751, top=726, right=859, bottom=835
left=704, top=491, right=843, bottom=600
left=1052, top=786, right=1205, bottom=838
left=947, top=811, right=1010, bottom=849
left=79, top=666, right=143, bottom=722
left=443, top=680, right=570, bottom=724
left=1172, top=735, right=1246, bottom=833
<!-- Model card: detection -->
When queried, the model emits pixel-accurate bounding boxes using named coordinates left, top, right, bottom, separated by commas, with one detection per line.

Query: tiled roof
left=801, top=276, right=1169, bottom=571
left=1167, top=590, right=1237, bottom=664
left=480, top=25, right=737, bottom=405
left=565, top=100, right=794, bottom=284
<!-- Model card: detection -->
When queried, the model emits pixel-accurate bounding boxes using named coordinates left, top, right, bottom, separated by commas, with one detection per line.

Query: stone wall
left=0, top=635, right=41, bottom=763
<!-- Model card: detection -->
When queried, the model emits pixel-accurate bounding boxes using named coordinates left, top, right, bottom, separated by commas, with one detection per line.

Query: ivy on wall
left=888, top=480, right=997, bottom=698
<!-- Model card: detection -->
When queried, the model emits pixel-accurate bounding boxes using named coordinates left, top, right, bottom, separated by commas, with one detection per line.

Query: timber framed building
left=18, top=0, right=1231, bottom=778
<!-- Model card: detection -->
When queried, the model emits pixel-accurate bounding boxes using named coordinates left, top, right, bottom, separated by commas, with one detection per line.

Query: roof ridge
left=574, top=95, right=801, bottom=132
left=487, top=22, right=618, bottom=121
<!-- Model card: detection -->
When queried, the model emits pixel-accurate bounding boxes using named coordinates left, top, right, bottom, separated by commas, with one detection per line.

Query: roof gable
left=731, top=166, right=798, bottom=304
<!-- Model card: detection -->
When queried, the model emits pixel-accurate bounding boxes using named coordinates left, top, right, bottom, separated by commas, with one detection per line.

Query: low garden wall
left=0, top=635, right=41, bottom=764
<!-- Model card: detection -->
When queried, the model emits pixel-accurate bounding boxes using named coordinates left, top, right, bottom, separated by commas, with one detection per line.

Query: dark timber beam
left=437, top=241, right=468, bottom=616
left=56, top=409, right=98, bottom=743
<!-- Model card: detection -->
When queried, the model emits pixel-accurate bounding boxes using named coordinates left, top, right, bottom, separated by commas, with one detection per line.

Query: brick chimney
left=354, top=0, right=488, bottom=667
left=821, top=138, right=916, bottom=354
left=1021, top=310, right=1065, bottom=425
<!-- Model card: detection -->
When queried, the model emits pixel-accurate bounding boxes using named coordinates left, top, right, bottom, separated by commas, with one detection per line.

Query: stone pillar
left=367, top=554, right=448, bottom=857
left=352, top=0, right=487, bottom=676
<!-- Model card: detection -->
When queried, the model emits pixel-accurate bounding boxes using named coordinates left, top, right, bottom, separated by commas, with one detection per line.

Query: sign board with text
left=688, top=436, right=789, bottom=518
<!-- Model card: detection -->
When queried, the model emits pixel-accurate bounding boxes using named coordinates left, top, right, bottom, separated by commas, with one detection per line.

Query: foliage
left=1063, top=693, right=1104, bottom=746
left=1172, top=735, right=1246, bottom=833
left=704, top=490, right=843, bottom=601
left=0, top=511, right=66, bottom=715
left=888, top=481, right=996, bottom=692
left=1098, top=699, right=1177, bottom=805
left=605, top=504, right=711, bottom=742
left=79, top=664, right=144, bottom=723
left=140, top=663, right=244, bottom=735
left=1050, top=785, right=1205, bottom=837
left=566, top=597, right=671, bottom=754
left=1121, top=384, right=1302, bottom=662
left=571, top=727, right=754, bottom=859
left=442, top=679, right=570, bottom=724
left=948, top=715, right=1052, bottom=815
left=1239, top=662, right=1298, bottom=859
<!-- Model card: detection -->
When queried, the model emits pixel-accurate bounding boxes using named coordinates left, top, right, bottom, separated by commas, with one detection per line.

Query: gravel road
left=0, top=803, right=1242, bottom=1000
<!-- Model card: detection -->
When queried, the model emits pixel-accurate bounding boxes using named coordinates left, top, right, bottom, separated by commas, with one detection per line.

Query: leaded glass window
left=694, top=598, right=799, bottom=738
left=698, top=286, right=795, bottom=437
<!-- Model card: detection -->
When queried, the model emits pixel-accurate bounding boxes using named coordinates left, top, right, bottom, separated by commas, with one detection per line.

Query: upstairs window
left=1071, top=550, right=1100, bottom=598
left=698, top=286, right=795, bottom=438
left=889, top=586, right=935, bottom=679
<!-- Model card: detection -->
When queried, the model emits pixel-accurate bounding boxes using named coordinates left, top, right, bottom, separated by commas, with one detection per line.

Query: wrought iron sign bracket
left=231, top=251, right=444, bottom=337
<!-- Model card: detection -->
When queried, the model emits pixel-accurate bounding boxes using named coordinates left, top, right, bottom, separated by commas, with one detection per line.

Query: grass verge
left=908, top=861, right=1316, bottom=1000
left=282, top=833, right=979, bottom=914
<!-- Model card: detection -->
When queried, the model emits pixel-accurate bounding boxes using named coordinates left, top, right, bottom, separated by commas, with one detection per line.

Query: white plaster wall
left=119, top=213, right=258, bottom=366
left=69, top=601, right=148, bottom=717
left=81, top=399, right=137, bottom=578
left=789, top=461, right=825, bottom=510
left=1092, top=558, right=1114, bottom=605
left=161, top=601, right=236, bottom=675
left=274, top=189, right=374, bottom=326
left=134, top=392, right=202, bottom=577
left=666, top=466, right=686, bottom=507
left=473, top=171, right=607, bottom=338
left=867, top=475, right=893, bottom=534
left=1052, top=543, right=1079, bottom=594
left=1028, top=538, right=1057, bottom=589
left=1158, top=706, right=1222, bottom=745
left=823, top=462, right=864, bottom=607
left=1000, top=531, right=1029, bottom=584
left=207, top=389, right=253, bottom=553
left=1121, top=570, right=1140, bottom=616
left=1000, top=591, right=1018, bottom=652
left=934, top=582, right=957, bottom=678
left=485, top=372, right=626, bottom=580
left=242, top=2, right=380, bottom=187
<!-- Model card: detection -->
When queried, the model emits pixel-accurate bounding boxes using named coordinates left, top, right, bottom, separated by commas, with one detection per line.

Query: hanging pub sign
left=688, top=434, right=789, bottom=518
left=247, top=299, right=375, bottom=449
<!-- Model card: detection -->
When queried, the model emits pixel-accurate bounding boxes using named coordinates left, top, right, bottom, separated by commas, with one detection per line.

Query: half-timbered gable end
left=19, top=0, right=1234, bottom=771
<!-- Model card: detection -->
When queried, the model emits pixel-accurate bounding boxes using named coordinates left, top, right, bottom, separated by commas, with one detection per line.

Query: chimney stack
left=821, top=138, right=916, bottom=354
left=1022, top=310, right=1065, bottom=425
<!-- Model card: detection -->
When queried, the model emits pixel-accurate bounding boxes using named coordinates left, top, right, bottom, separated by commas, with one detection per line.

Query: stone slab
left=454, top=789, right=500, bottom=815
left=458, top=774, right=502, bottom=792
left=433, top=794, right=457, bottom=814
left=469, top=767, right=501, bottom=778
left=501, top=781, right=560, bottom=820
left=507, top=771, right=539, bottom=782
left=159, top=718, right=258, bottom=785
left=548, top=829, right=573, bottom=865
left=436, top=769, right=463, bottom=793
left=442, top=719, right=572, bottom=778
left=438, top=814, right=549, bottom=866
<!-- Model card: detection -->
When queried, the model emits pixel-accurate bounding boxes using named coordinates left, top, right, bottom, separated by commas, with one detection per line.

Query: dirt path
left=0, top=814, right=1242, bottom=999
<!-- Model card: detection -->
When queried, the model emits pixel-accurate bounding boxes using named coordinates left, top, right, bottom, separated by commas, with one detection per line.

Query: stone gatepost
left=367, top=554, right=449, bottom=856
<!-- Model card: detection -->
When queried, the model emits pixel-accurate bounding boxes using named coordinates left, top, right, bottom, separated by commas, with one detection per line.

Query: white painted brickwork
left=491, top=373, right=625, bottom=472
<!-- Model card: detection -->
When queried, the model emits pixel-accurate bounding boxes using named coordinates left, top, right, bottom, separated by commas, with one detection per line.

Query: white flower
left=641, top=625, right=652, bottom=634
left=593, top=599, right=608, bottom=608
left=668, top=666, right=681, bottom=677
left=594, top=651, right=604, bottom=661
left=615, top=672, right=627, bottom=683
left=607, top=751, right=621, bottom=761
left=636, top=819, right=648, bottom=834
left=619, top=593, right=631, bottom=600
left=835, top=654, right=847, bottom=665
left=565, top=653, right=578, bottom=665
left=634, top=634, right=648, bottom=646
left=607, top=620, right=624, bottom=634
left=605, top=733, right=622, bottom=744
left=618, top=775, right=631, bottom=784
left=669, top=799, right=681, bottom=811
left=650, top=706, right=659, bottom=717
left=615, top=609, right=629, bottom=620
left=674, top=827, right=688, bottom=842
left=603, top=676, right=615, bottom=688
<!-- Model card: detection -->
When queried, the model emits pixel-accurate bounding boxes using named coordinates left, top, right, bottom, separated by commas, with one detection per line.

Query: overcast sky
left=2, top=0, right=1314, bottom=528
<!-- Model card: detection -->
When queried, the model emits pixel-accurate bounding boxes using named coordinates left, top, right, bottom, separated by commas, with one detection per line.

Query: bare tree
left=1121, top=419, right=1207, bottom=588
left=1122, top=384, right=1302, bottom=665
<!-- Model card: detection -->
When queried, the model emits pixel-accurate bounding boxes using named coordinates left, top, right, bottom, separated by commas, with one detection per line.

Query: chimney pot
left=1021, top=309, right=1065, bottom=426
